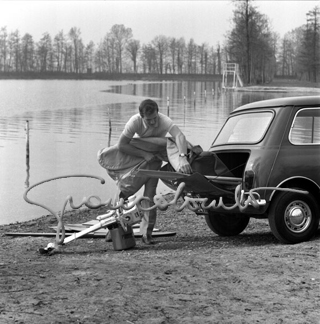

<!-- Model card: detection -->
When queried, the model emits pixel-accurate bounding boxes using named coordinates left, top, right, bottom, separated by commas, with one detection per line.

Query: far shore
left=0, top=72, right=222, bottom=82
left=1, top=71, right=319, bottom=92
left=238, top=78, right=320, bottom=93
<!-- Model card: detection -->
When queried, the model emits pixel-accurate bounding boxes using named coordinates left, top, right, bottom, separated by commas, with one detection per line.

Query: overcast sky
left=0, top=0, right=319, bottom=46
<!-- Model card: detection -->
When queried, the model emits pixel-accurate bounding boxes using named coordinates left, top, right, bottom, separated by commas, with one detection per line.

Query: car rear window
left=289, top=108, right=320, bottom=145
left=213, top=111, right=273, bottom=145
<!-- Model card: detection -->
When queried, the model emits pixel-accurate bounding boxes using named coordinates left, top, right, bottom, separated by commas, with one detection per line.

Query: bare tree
left=85, top=41, right=95, bottom=72
left=151, top=35, right=168, bottom=74
left=176, top=37, right=186, bottom=74
left=141, top=44, right=157, bottom=73
left=102, top=34, right=116, bottom=72
left=8, top=30, right=21, bottom=72
left=94, top=42, right=104, bottom=72
left=53, top=30, right=66, bottom=72
left=126, top=39, right=140, bottom=73
left=168, top=37, right=178, bottom=73
left=108, top=24, right=132, bottom=73
left=187, top=38, right=197, bottom=73
left=278, top=30, right=300, bottom=77
left=206, top=46, right=216, bottom=74
left=21, top=33, right=34, bottom=72
left=227, top=0, right=274, bottom=84
left=68, top=27, right=81, bottom=73
left=298, top=6, right=320, bottom=82
left=227, top=0, right=255, bottom=83
left=198, top=42, right=209, bottom=74
left=216, top=44, right=221, bottom=74
left=37, top=32, right=52, bottom=72
left=0, top=26, right=8, bottom=72
left=64, top=42, right=73, bottom=72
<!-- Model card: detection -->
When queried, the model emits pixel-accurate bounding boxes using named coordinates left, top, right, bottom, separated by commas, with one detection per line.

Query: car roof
left=233, top=95, right=320, bottom=113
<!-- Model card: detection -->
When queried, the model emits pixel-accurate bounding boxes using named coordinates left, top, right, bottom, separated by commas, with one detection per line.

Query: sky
left=0, top=0, right=319, bottom=47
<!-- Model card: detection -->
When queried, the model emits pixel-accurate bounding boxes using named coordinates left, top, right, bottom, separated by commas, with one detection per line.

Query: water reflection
left=0, top=80, right=305, bottom=225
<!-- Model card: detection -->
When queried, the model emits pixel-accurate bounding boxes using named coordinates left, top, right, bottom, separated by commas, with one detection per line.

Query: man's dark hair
left=139, top=99, right=159, bottom=117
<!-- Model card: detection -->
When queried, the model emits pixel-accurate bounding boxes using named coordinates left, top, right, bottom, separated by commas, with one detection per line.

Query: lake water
left=0, top=79, right=305, bottom=225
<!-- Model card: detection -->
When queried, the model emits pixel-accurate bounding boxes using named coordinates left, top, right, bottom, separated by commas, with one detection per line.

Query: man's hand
left=178, top=157, right=193, bottom=174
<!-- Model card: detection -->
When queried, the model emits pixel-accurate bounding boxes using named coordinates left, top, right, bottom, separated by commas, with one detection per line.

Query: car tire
left=205, top=211, right=250, bottom=236
left=268, top=190, right=319, bottom=244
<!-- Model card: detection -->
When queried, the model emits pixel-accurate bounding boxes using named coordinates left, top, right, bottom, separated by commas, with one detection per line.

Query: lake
left=0, top=79, right=305, bottom=225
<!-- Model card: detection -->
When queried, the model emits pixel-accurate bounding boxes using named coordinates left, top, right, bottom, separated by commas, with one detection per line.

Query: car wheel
left=205, top=211, right=250, bottom=236
left=268, top=190, right=319, bottom=244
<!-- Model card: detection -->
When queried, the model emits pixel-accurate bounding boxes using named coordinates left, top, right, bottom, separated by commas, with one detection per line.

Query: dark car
left=191, top=95, right=320, bottom=244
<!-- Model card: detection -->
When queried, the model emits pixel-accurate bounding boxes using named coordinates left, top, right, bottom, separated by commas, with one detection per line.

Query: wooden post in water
left=25, top=120, right=30, bottom=188
left=108, top=119, right=112, bottom=147
left=183, top=95, right=186, bottom=122
left=108, top=107, right=112, bottom=147
left=167, top=97, right=170, bottom=116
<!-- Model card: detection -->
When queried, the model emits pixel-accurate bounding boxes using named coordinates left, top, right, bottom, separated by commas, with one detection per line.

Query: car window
left=213, top=111, right=273, bottom=145
left=289, top=108, right=320, bottom=145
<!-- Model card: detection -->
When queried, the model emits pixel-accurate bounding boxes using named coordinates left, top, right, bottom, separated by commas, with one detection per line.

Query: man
left=118, top=99, right=192, bottom=244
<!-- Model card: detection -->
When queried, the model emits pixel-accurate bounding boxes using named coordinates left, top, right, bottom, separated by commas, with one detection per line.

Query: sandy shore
left=0, top=200, right=319, bottom=324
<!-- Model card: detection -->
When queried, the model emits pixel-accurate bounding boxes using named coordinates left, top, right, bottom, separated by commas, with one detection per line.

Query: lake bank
left=0, top=200, right=319, bottom=324
left=239, top=78, right=320, bottom=93
left=0, top=71, right=222, bottom=82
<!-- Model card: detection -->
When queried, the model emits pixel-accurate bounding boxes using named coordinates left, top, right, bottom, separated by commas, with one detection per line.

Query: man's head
left=139, top=99, right=159, bottom=117
left=139, top=99, right=159, bottom=127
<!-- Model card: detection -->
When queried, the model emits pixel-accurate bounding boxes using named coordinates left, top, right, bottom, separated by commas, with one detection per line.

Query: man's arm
left=169, top=125, right=193, bottom=174
left=118, top=133, right=155, bottom=162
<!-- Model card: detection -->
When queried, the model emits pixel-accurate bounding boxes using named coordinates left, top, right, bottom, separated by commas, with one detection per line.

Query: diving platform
left=222, top=63, right=243, bottom=89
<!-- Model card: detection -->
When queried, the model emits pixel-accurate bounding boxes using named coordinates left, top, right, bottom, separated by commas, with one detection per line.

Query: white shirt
left=122, top=112, right=174, bottom=139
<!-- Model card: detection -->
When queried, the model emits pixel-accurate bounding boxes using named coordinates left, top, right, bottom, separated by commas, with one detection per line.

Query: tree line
left=0, top=0, right=319, bottom=84
left=278, top=6, right=320, bottom=83
left=226, top=1, right=319, bottom=84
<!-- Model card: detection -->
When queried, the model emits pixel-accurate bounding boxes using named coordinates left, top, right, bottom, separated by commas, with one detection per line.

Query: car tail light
left=244, top=170, right=255, bottom=191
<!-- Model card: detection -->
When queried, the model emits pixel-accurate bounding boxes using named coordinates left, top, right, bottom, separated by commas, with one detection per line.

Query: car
left=200, top=95, right=320, bottom=244
left=161, top=95, right=320, bottom=244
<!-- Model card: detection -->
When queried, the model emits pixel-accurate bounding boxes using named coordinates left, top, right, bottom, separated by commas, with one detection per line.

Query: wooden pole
left=108, top=107, right=112, bottom=147
left=25, top=120, right=30, bottom=188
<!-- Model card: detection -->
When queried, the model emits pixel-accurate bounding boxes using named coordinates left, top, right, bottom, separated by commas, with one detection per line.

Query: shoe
left=141, top=235, right=155, bottom=245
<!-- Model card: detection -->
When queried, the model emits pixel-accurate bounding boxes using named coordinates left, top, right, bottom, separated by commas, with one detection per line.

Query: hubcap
left=284, top=200, right=312, bottom=233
